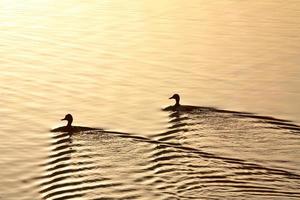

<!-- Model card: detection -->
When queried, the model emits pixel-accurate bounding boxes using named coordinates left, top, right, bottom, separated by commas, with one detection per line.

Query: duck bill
left=169, top=96, right=174, bottom=99
left=61, top=118, right=66, bottom=121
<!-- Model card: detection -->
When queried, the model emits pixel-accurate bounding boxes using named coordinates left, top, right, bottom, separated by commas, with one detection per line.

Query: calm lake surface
left=1, top=0, right=300, bottom=199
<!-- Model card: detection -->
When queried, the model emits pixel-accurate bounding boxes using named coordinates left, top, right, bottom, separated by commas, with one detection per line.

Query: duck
left=51, top=114, right=100, bottom=133
left=163, top=93, right=210, bottom=112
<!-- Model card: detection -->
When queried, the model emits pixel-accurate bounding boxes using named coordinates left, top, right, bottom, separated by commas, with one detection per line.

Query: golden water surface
left=1, top=0, right=300, bottom=199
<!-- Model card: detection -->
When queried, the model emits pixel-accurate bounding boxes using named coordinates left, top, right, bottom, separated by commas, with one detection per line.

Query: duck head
left=169, top=94, right=180, bottom=106
left=61, top=114, right=73, bottom=127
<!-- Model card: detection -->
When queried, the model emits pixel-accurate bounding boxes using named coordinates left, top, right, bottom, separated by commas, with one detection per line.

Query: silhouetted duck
left=163, top=93, right=208, bottom=112
left=51, top=114, right=100, bottom=133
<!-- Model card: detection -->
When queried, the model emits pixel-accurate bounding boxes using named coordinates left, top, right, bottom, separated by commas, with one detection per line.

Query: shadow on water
left=150, top=100, right=300, bottom=198
left=37, top=131, right=123, bottom=200
left=34, top=106, right=300, bottom=199
left=37, top=132, right=90, bottom=200
left=163, top=93, right=300, bottom=133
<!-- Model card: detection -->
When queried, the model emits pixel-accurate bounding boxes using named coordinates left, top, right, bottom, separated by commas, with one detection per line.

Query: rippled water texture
left=1, top=0, right=300, bottom=199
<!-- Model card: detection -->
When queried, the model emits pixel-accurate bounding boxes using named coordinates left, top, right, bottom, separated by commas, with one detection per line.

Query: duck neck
left=175, top=98, right=180, bottom=107
left=67, top=119, right=72, bottom=127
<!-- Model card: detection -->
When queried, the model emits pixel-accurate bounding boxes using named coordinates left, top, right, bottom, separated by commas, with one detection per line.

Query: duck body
left=51, top=125, right=98, bottom=133
left=163, top=104, right=200, bottom=112
left=51, top=114, right=102, bottom=133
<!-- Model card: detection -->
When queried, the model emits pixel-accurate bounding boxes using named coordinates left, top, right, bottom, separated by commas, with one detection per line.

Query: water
left=1, top=0, right=300, bottom=199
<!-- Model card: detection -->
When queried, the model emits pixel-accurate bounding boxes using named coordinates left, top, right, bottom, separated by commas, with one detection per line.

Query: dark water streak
left=34, top=106, right=300, bottom=200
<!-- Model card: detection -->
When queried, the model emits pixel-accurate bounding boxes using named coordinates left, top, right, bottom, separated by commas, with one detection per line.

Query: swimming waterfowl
left=163, top=93, right=205, bottom=112
left=51, top=114, right=100, bottom=133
